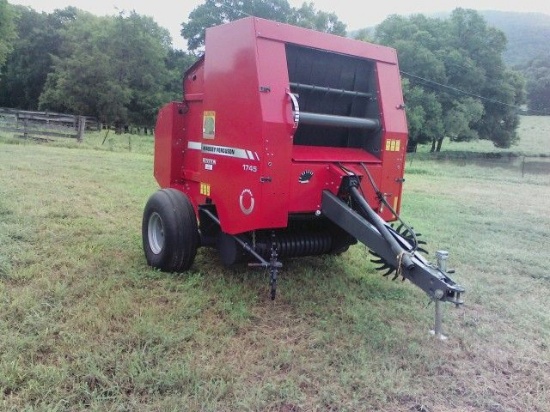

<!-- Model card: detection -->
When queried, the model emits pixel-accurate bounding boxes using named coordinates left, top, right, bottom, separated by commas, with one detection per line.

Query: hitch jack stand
left=268, top=232, right=280, bottom=300
left=430, top=250, right=449, bottom=341
left=430, top=298, right=447, bottom=341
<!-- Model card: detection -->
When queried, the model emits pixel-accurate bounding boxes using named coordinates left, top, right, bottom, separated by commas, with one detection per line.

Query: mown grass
left=414, top=115, right=550, bottom=157
left=0, top=127, right=155, bottom=155
left=0, top=116, right=549, bottom=411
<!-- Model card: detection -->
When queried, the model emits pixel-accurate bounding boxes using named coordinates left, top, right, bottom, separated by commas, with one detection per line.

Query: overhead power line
left=400, top=70, right=550, bottom=116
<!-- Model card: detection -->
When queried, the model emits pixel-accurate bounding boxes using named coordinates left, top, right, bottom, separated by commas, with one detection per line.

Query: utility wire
left=400, top=70, right=550, bottom=116
left=400, top=70, right=518, bottom=108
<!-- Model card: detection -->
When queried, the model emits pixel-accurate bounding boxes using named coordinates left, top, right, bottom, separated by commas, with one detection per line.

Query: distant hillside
left=478, top=10, right=550, bottom=67
left=352, top=10, right=550, bottom=68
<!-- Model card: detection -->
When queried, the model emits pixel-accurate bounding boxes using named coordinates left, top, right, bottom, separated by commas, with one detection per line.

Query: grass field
left=413, top=115, right=550, bottom=156
left=0, top=116, right=549, bottom=411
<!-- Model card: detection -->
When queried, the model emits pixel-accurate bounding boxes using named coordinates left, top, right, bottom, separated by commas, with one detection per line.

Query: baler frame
left=142, top=16, right=464, bottom=328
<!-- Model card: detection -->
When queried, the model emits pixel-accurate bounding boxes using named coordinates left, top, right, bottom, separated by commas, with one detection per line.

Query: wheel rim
left=148, top=212, right=165, bottom=254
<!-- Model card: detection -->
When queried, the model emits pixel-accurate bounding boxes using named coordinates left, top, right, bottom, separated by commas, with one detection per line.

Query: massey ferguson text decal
left=187, top=141, right=260, bottom=161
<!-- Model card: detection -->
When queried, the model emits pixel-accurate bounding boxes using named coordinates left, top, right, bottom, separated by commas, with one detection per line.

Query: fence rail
left=0, top=107, right=99, bottom=142
left=408, top=151, right=550, bottom=180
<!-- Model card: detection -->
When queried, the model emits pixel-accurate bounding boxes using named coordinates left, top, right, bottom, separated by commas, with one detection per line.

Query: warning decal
left=200, top=183, right=211, bottom=196
left=203, top=111, right=216, bottom=139
left=385, top=139, right=401, bottom=152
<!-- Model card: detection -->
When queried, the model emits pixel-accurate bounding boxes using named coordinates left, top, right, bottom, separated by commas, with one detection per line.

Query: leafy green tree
left=401, top=79, right=444, bottom=151
left=0, top=0, right=17, bottom=69
left=373, top=9, right=524, bottom=150
left=110, top=11, right=175, bottom=127
left=39, top=11, right=176, bottom=128
left=522, top=53, right=550, bottom=114
left=165, top=49, right=197, bottom=101
left=38, top=12, right=127, bottom=123
left=181, top=0, right=346, bottom=51
left=289, top=2, right=346, bottom=35
left=472, top=69, right=525, bottom=147
left=0, top=6, right=77, bottom=109
left=181, top=0, right=291, bottom=51
left=353, top=27, right=375, bottom=43
left=448, top=9, right=524, bottom=148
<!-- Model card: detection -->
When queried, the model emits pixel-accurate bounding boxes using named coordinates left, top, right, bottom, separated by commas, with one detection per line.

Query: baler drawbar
left=142, top=17, right=464, bottom=327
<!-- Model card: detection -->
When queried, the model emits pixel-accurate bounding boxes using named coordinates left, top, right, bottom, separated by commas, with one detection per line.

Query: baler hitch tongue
left=320, top=189, right=465, bottom=307
left=434, top=250, right=464, bottom=306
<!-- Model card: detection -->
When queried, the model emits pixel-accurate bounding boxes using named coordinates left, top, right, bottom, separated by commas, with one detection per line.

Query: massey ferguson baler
left=142, top=17, right=464, bottom=315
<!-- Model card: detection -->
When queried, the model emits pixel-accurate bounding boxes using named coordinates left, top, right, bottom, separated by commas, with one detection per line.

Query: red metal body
left=146, top=17, right=466, bottom=308
left=154, top=17, right=408, bottom=235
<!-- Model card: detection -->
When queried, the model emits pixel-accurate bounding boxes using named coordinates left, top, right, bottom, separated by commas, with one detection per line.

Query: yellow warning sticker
left=385, top=139, right=402, bottom=152
left=200, top=183, right=211, bottom=196
left=203, top=111, right=215, bottom=139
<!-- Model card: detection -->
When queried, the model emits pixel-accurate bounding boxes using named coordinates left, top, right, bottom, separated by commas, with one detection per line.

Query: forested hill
left=354, top=10, right=550, bottom=68
left=478, top=10, right=550, bottom=67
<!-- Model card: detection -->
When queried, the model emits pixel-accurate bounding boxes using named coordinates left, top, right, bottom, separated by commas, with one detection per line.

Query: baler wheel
left=142, top=189, right=198, bottom=272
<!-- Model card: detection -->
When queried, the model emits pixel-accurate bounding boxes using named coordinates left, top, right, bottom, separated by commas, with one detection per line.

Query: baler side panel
left=154, top=102, right=186, bottom=190
left=288, top=163, right=336, bottom=213
left=376, top=61, right=408, bottom=220
left=200, top=19, right=269, bottom=235
left=178, top=61, right=206, bottom=210
left=154, top=59, right=206, bottom=212
left=287, top=162, right=384, bottom=213
left=255, top=36, right=293, bottom=229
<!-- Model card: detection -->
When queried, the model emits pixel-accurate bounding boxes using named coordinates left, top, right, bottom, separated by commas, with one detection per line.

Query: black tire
left=142, top=188, right=199, bottom=272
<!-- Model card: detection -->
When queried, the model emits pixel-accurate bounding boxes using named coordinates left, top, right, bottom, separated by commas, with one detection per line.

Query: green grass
left=413, top=114, right=550, bottom=157
left=0, top=117, right=549, bottom=411
left=0, top=128, right=154, bottom=156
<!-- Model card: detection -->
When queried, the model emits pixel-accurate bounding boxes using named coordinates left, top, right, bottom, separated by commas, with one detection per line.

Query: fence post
left=521, top=156, right=525, bottom=178
left=23, top=117, right=29, bottom=141
left=77, top=116, right=86, bottom=142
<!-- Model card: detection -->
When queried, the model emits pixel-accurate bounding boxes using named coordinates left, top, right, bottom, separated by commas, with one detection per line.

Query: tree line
left=0, top=0, right=547, bottom=149
left=0, top=4, right=194, bottom=130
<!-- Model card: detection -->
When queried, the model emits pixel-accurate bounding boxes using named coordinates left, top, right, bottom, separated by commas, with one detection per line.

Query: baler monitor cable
left=337, top=162, right=419, bottom=254
left=360, top=162, right=419, bottom=254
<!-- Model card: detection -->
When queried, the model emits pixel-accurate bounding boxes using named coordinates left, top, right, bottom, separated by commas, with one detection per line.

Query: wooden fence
left=0, top=108, right=99, bottom=142
left=407, top=151, right=550, bottom=180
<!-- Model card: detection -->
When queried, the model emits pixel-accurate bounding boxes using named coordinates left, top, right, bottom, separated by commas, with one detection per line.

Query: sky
left=7, top=0, right=550, bottom=50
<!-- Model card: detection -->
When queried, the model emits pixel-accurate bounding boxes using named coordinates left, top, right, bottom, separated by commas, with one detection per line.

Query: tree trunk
left=436, top=137, right=444, bottom=152
left=430, top=139, right=436, bottom=152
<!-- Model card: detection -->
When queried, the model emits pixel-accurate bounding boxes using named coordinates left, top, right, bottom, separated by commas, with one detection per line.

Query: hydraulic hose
left=349, top=186, right=415, bottom=270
